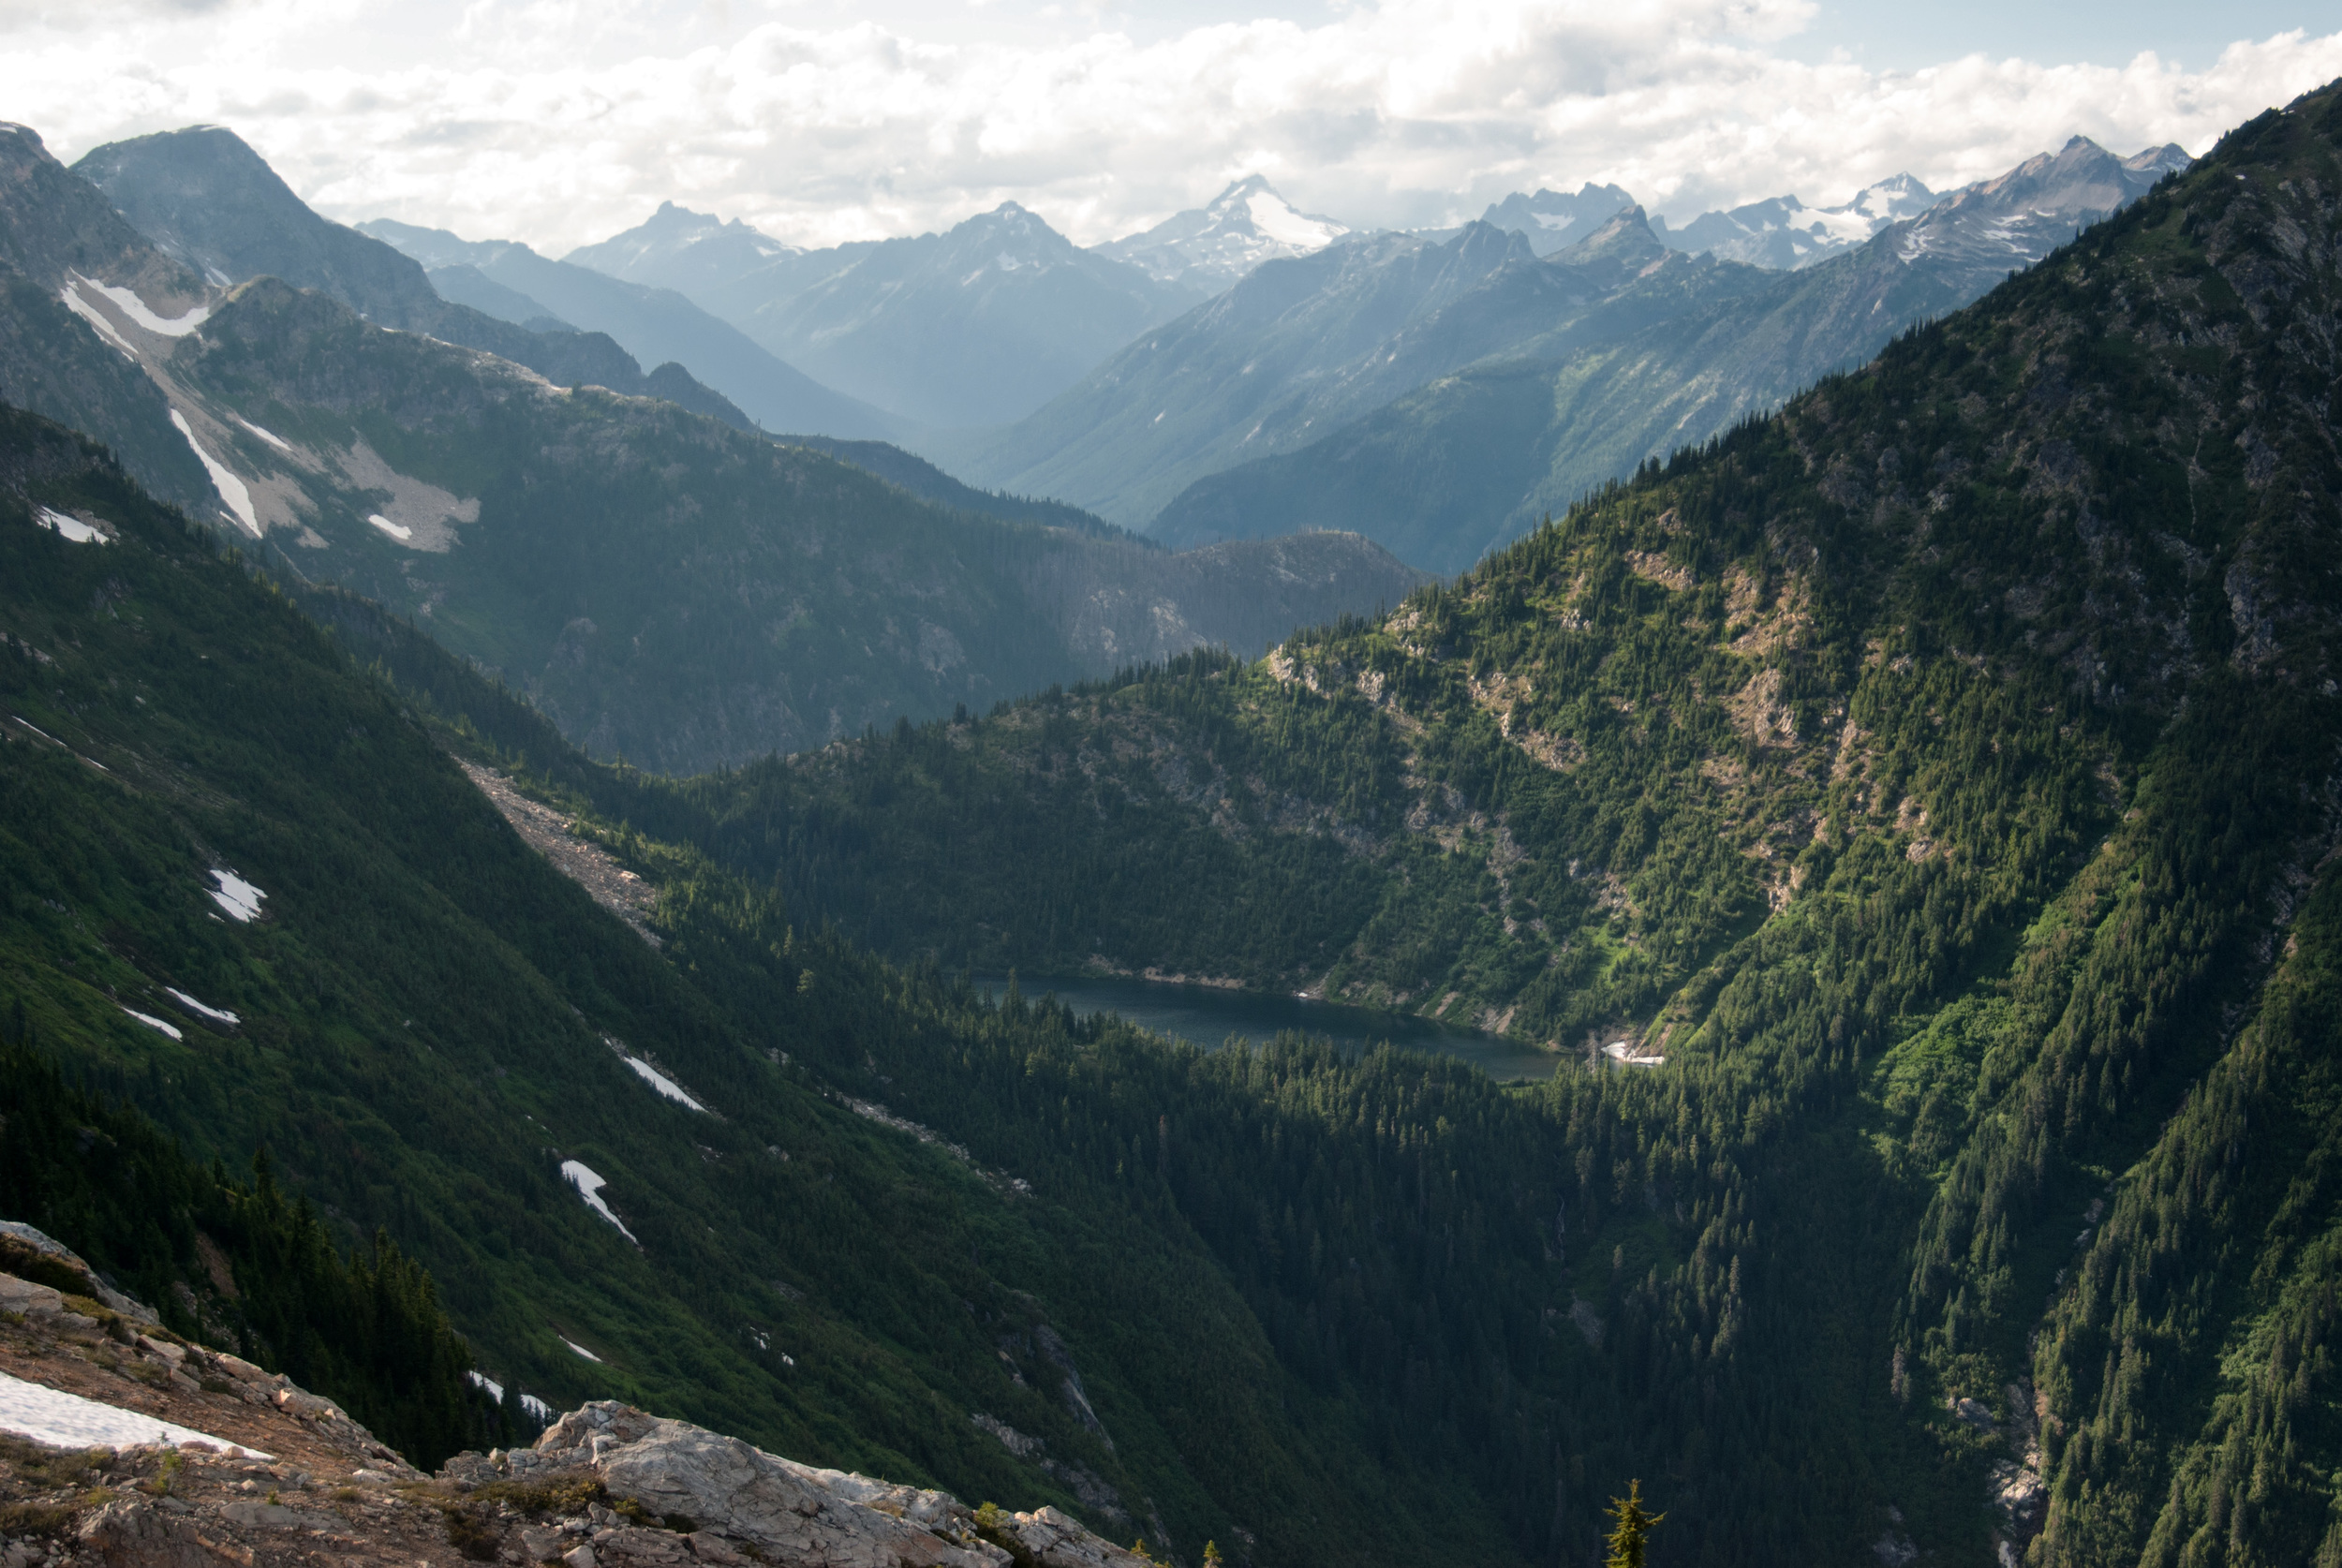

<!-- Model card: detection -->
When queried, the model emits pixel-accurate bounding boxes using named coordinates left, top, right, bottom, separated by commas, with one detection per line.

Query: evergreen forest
left=2, top=72, right=2342, bottom=1568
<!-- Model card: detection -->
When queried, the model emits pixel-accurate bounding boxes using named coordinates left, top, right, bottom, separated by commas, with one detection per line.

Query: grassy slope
left=600, top=84, right=2342, bottom=1565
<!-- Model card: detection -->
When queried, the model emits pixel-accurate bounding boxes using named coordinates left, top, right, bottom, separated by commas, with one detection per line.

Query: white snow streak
left=236, top=417, right=292, bottom=451
left=623, top=1056, right=705, bottom=1112
left=365, top=513, right=412, bottom=541
left=70, top=274, right=210, bottom=337
left=0, top=1370, right=270, bottom=1458
left=35, top=507, right=106, bottom=544
left=559, top=1160, right=637, bottom=1242
left=208, top=868, right=266, bottom=923
left=58, top=285, right=136, bottom=358
left=119, top=1008, right=182, bottom=1042
left=561, top=1338, right=603, bottom=1363
left=165, top=987, right=240, bottom=1026
left=169, top=412, right=261, bottom=538
left=466, top=1369, right=553, bottom=1421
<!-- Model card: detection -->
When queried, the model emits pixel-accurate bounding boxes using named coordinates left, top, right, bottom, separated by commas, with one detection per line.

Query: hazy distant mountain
left=1152, top=137, right=2194, bottom=571
left=357, top=216, right=900, bottom=440
left=564, top=201, right=797, bottom=303
left=424, top=262, right=572, bottom=332
left=1652, top=172, right=1937, bottom=269
left=69, top=126, right=756, bottom=432
left=569, top=201, right=1193, bottom=429
left=5, top=124, right=1423, bottom=769
left=1092, top=175, right=1351, bottom=291
left=1464, top=183, right=1637, bottom=256
left=954, top=209, right=1779, bottom=529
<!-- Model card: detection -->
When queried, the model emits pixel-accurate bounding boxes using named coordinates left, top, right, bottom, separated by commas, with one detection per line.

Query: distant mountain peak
left=1467, top=182, right=1638, bottom=257
left=1093, top=175, right=1351, bottom=293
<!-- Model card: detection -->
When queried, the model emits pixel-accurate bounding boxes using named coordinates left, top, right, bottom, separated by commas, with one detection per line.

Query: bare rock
left=76, top=1494, right=211, bottom=1567
left=1008, top=1506, right=1155, bottom=1568
left=515, top=1400, right=1164, bottom=1568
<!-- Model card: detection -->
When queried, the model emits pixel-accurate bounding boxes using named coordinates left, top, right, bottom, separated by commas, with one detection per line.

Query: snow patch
left=0, top=1369, right=271, bottom=1458
left=208, top=868, right=266, bottom=923
left=366, top=513, right=413, bottom=541
left=71, top=274, right=210, bottom=337
left=58, top=285, right=137, bottom=357
left=35, top=507, right=106, bottom=544
left=169, top=411, right=261, bottom=538
left=120, top=1008, right=182, bottom=1042
left=1245, top=189, right=1344, bottom=250
left=560, top=1160, right=637, bottom=1242
left=562, top=1338, right=603, bottom=1363
left=236, top=417, right=291, bottom=451
left=165, top=987, right=239, bottom=1026
left=623, top=1055, right=705, bottom=1112
left=466, top=1369, right=553, bottom=1421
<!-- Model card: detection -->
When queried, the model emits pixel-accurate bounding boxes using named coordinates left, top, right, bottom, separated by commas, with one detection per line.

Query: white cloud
left=0, top=0, right=2335, bottom=254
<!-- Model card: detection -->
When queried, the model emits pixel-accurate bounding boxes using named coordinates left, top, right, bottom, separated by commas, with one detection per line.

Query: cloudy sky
left=3, top=0, right=2339, bottom=256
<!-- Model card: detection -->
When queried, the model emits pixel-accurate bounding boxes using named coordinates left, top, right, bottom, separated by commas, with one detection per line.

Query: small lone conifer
left=1604, top=1479, right=1664, bottom=1568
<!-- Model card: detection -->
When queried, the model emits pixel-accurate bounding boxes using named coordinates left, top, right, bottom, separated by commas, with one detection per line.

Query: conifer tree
left=1604, top=1480, right=1663, bottom=1568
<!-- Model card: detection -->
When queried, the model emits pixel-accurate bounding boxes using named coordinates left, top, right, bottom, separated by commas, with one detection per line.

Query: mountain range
left=565, top=200, right=1196, bottom=429
left=941, top=214, right=1777, bottom=529
left=1648, top=170, right=1940, bottom=268
left=67, top=127, right=768, bottom=434
left=1141, top=136, right=2195, bottom=570
left=624, top=81, right=2342, bottom=1564
left=1, top=124, right=1421, bottom=772
left=0, top=66, right=2338, bottom=1568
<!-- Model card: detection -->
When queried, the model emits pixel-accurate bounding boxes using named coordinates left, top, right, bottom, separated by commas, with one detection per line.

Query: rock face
left=479, top=1400, right=1150, bottom=1568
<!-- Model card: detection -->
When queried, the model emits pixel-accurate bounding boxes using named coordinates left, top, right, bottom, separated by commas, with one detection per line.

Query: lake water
left=976, top=972, right=1564, bottom=1083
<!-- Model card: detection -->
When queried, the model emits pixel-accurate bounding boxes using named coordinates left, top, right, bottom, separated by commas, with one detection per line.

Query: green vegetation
left=513, top=81, right=2342, bottom=1565
left=1603, top=1480, right=1662, bottom=1568
left=0, top=1039, right=492, bottom=1465
left=4, top=73, right=2341, bottom=1568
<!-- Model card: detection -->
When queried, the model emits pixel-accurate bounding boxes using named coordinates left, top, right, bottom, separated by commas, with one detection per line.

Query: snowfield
left=165, top=987, right=240, bottom=1026
left=208, top=868, right=266, bottom=923
left=169, top=411, right=261, bottom=538
left=35, top=507, right=106, bottom=544
left=366, top=513, right=413, bottom=541
left=0, top=1369, right=271, bottom=1458
left=466, top=1369, right=553, bottom=1422
left=559, top=1160, right=638, bottom=1242
left=58, top=284, right=137, bottom=357
left=236, top=417, right=292, bottom=451
left=119, top=1007, right=182, bottom=1042
left=71, top=274, right=211, bottom=337
left=623, top=1055, right=705, bottom=1112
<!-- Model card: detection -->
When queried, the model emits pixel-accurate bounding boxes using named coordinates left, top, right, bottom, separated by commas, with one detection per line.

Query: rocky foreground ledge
left=0, top=1249, right=1148, bottom=1568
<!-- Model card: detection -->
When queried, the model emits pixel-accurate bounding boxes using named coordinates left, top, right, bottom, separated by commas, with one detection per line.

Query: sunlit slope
left=620, top=83, right=2342, bottom=1567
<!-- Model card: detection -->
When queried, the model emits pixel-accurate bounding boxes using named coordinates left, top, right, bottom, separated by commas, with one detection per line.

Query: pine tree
left=1604, top=1479, right=1664, bottom=1568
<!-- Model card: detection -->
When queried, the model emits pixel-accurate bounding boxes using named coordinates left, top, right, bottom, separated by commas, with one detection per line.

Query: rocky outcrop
left=461, top=1400, right=1150, bottom=1568
left=0, top=1283, right=1142, bottom=1568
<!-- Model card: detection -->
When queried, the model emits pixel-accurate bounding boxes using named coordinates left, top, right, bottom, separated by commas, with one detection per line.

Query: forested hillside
left=579, top=82, right=2342, bottom=1565
left=0, top=403, right=1655, bottom=1568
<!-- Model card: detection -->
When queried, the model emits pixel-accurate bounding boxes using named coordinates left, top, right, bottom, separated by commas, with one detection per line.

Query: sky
left=1, top=0, right=2338, bottom=256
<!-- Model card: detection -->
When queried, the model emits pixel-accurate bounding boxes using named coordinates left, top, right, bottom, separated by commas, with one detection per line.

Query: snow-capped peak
left=1094, top=175, right=1351, bottom=292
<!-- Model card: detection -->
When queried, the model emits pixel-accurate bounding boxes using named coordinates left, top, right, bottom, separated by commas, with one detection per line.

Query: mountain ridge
left=1151, top=134, right=2197, bottom=570
left=567, top=200, right=1195, bottom=430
